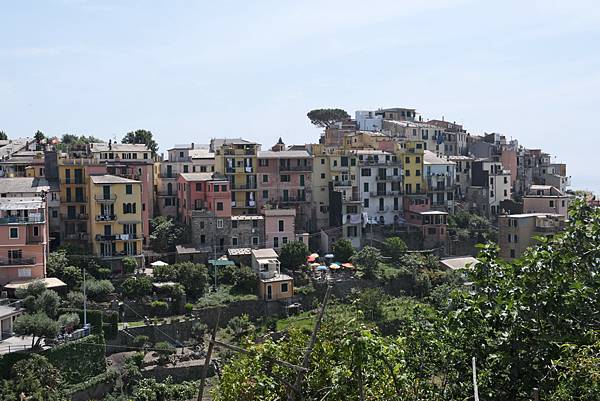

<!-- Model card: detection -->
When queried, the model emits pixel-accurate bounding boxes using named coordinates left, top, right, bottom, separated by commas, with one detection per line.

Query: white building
left=423, top=151, right=456, bottom=212
left=355, top=111, right=383, bottom=131
left=356, top=150, right=403, bottom=224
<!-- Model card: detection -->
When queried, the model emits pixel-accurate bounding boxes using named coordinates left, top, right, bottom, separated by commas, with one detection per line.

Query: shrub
left=83, top=279, right=115, bottom=302
left=184, top=303, right=194, bottom=314
left=121, top=275, right=153, bottom=300
left=133, top=335, right=151, bottom=349
left=332, top=239, right=355, bottom=262
left=122, top=256, right=138, bottom=274
left=150, top=300, right=169, bottom=316
left=154, top=341, right=175, bottom=365
left=58, top=312, right=80, bottom=333
left=231, top=266, right=257, bottom=294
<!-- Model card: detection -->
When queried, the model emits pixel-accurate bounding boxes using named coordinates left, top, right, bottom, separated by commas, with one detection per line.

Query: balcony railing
left=94, top=194, right=117, bottom=202
left=61, top=213, right=88, bottom=221
left=281, top=197, right=308, bottom=203
left=0, top=215, right=45, bottom=225
left=231, top=183, right=257, bottom=190
left=0, top=257, right=36, bottom=266
left=65, top=233, right=90, bottom=240
left=95, top=233, right=139, bottom=241
left=231, top=201, right=256, bottom=208
left=370, top=190, right=401, bottom=197
left=376, top=175, right=402, bottom=182
left=96, top=215, right=116, bottom=222
left=333, top=180, right=353, bottom=187
left=279, top=165, right=311, bottom=172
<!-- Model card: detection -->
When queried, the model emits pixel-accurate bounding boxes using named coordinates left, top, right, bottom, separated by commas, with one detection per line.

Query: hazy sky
left=1, top=1, right=599, bottom=191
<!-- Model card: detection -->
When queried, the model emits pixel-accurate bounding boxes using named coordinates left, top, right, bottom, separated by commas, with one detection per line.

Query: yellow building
left=398, top=140, right=426, bottom=195
left=211, top=138, right=260, bottom=215
left=88, top=175, right=143, bottom=265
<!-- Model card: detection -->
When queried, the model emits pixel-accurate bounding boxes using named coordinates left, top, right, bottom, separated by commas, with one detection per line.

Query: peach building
left=177, top=173, right=231, bottom=224
left=0, top=197, right=48, bottom=286
left=262, top=208, right=296, bottom=250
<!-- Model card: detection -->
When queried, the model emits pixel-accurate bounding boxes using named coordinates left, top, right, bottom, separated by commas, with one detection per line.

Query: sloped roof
left=89, top=174, right=140, bottom=184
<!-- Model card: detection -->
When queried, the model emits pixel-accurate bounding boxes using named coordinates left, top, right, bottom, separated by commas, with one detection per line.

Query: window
left=216, top=202, right=224, bottom=211
left=281, top=175, right=290, bottom=182
left=428, top=227, right=437, bottom=235
left=416, top=143, right=423, bottom=149
left=262, top=190, right=269, bottom=199
left=281, top=282, right=289, bottom=293
left=274, top=237, right=279, bottom=248
left=320, top=173, right=325, bottom=179
left=361, top=168, right=371, bottom=177
left=416, top=170, right=421, bottom=176
left=549, top=200, right=554, bottom=207
left=278, top=220, right=284, bottom=232
left=214, top=184, right=220, bottom=192
left=363, top=198, right=369, bottom=208
left=510, top=249, right=515, bottom=258
left=504, top=177, right=508, bottom=184
left=321, top=158, right=325, bottom=164
left=363, top=183, right=369, bottom=193
left=126, top=184, right=132, bottom=194
left=507, top=234, right=512, bottom=243
left=196, top=183, right=202, bottom=191
left=405, top=156, right=410, bottom=164
left=259, top=159, right=269, bottom=167
left=179, top=151, right=184, bottom=158
left=504, top=189, right=508, bottom=197
left=252, top=236, right=259, bottom=246
left=200, top=235, right=206, bottom=244
left=33, top=226, right=39, bottom=236
left=405, top=170, right=411, bottom=177
left=232, top=220, right=238, bottom=228
left=216, top=219, right=223, bottom=229
left=415, top=157, right=421, bottom=164
left=282, top=237, right=288, bottom=244
left=262, top=174, right=269, bottom=183
left=9, top=227, right=18, bottom=239
left=252, top=219, right=258, bottom=228
left=52, top=209, right=58, bottom=218
left=562, top=200, right=566, bottom=207
left=232, top=237, right=238, bottom=246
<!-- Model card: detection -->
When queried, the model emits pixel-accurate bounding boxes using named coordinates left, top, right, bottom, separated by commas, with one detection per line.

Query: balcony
left=61, top=213, right=88, bottom=221
left=0, top=215, right=46, bottom=225
left=369, top=190, right=401, bottom=197
left=95, top=233, right=140, bottom=241
left=281, top=197, right=308, bottom=203
left=231, top=201, right=257, bottom=208
left=376, top=175, right=401, bottom=182
left=0, top=257, right=36, bottom=266
left=333, top=180, right=353, bottom=187
left=64, top=198, right=87, bottom=204
left=65, top=233, right=90, bottom=241
left=94, top=194, right=117, bottom=203
left=96, top=215, right=116, bottom=222
left=231, top=183, right=257, bottom=190
left=279, top=164, right=311, bottom=172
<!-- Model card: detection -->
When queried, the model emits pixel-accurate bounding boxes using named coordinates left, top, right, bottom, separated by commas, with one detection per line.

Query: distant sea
left=570, top=176, right=600, bottom=196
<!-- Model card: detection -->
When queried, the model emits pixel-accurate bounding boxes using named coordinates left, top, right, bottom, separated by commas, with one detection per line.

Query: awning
left=208, top=259, right=235, bottom=267
left=4, top=277, right=67, bottom=290
left=151, top=261, right=169, bottom=267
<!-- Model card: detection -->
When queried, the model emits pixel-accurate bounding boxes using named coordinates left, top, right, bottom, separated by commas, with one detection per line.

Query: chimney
left=191, top=142, right=195, bottom=149
left=109, top=139, right=112, bottom=150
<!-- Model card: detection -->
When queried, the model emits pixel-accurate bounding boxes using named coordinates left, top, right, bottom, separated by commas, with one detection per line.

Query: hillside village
left=0, top=107, right=594, bottom=401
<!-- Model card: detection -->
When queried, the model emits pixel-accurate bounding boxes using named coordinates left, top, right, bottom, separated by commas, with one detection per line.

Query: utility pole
left=82, top=266, right=87, bottom=327
left=472, top=356, right=479, bottom=401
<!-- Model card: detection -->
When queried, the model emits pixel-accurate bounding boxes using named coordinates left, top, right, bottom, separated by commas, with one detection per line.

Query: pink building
left=523, top=185, right=571, bottom=217
left=501, top=147, right=517, bottom=187
left=262, top=208, right=296, bottom=251
left=256, top=141, right=312, bottom=231
left=0, top=197, right=48, bottom=286
left=177, top=173, right=231, bottom=224
left=403, top=194, right=431, bottom=214
left=404, top=210, right=448, bottom=249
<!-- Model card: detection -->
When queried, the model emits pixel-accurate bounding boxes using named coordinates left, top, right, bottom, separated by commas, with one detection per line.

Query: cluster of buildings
left=0, top=106, right=575, bottom=289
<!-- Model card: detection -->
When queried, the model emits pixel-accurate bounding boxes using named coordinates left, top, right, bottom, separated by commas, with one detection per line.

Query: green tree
left=0, top=354, right=66, bottom=401
left=231, top=265, right=257, bottom=294
left=122, top=129, right=158, bottom=155
left=57, top=312, right=80, bottom=333
left=121, top=276, right=153, bottom=299
left=61, top=265, right=83, bottom=289
left=34, top=290, right=61, bottom=318
left=13, top=312, right=61, bottom=348
left=83, top=278, right=115, bottom=302
left=307, top=108, right=350, bottom=128
left=175, top=262, right=208, bottom=299
left=34, top=130, right=45, bottom=143
left=351, top=246, right=382, bottom=279
left=149, top=216, right=186, bottom=253
left=122, top=256, right=138, bottom=274
left=154, top=341, right=175, bottom=365
left=0, top=131, right=7, bottom=140
left=382, top=236, right=407, bottom=261
left=332, top=238, right=355, bottom=262
left=354, top=288, right=386, bottom=322
left=280, top=240, right=309, bottom=270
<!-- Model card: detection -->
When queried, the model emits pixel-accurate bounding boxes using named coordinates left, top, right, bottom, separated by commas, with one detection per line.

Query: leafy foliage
left=13, top=313, right=60, bottom=348
left=149, top=216, right=187, bottom=253
left=331, top=238, right=355, bottom=262
left=121, top=275, right=153, bottom=299
left=83, top=278, right=115, bottom=302
left=122, top=256, right=139, bottom=274
left=279, top=240, right=309, bottom=270
left=382, top=236, right=407, bottom=261
left=306, top=108, right=350, bottom=128
left=122, top=129, right=158, bottom=155
left=351, top=245, right=382, bottom=279
left=231, top=265, right=258, bottom=294
left=0, top=354, right=66, bottom=401
left=0, top=131, right=7, bottom=140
